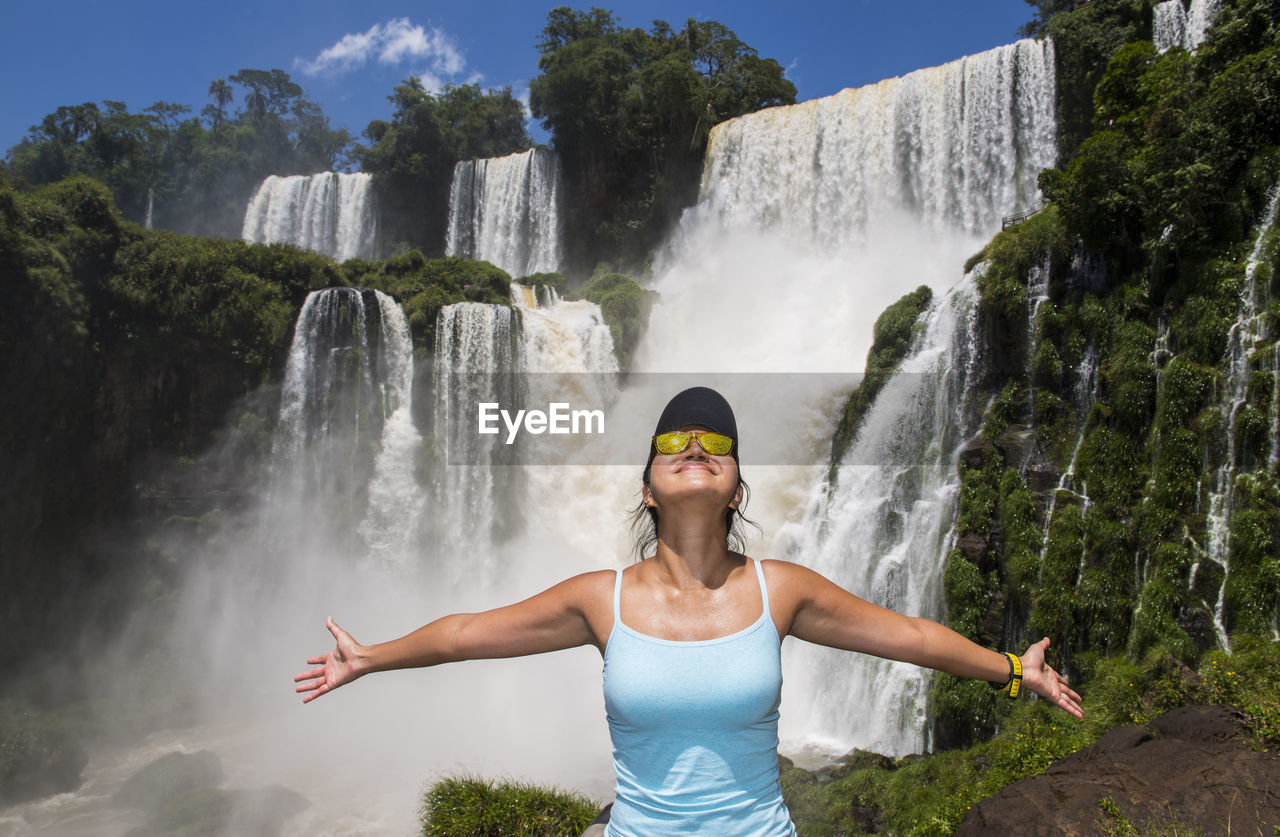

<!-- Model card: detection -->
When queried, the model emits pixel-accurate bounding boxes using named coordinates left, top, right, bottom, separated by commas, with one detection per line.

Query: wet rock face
left=955, top=705, right=1280, bottom=836
left=115, top=750, right=308, bottom=837
left=0, top=726, right=88, bottom=805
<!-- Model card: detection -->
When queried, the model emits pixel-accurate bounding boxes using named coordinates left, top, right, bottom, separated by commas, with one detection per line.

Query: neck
left=651, top=510, right=737, bottom=589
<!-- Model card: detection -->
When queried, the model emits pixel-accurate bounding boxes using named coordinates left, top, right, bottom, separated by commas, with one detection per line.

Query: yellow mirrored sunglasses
left=652, top=429, right=735, bottom=456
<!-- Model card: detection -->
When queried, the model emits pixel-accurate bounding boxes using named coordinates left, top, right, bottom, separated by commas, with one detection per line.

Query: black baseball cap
left=651, top=387, right=739, bottom=460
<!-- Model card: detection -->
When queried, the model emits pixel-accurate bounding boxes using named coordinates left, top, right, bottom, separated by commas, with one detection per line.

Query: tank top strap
left=752, top=558, right=772, bottom=619
left=613, top=567, right=624, bottom=619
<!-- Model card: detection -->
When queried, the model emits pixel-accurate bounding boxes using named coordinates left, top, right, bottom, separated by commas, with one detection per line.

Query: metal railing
left=1001, top=204, right=1046, bottom=230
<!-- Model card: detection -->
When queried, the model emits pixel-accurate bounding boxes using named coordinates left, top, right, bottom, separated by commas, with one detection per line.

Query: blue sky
left=3, top=0, right=1037, bottom=155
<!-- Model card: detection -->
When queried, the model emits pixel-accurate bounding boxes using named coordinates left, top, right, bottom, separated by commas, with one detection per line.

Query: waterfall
left=778, top=274, right=984, bottom=756
left=699, top=38, right=1055, bottom=244
left=1202, top=187, right=1280, bottom=650
left=446, top=148, right=563, bottom=277
left=1154, top=0, right=1221, bottom=52
left=356, top=296, right=424, bottom=570
left=632, top=40, right=1058, bottom=758
left=144, top=187, right=154, bottom=230
left=431, top=302, right=519, bottom=573
left=1027, top=253, right=1052, bottom=420
left=242, top=172, right=377, bottom=261
left=429, top=282, right=618, bottom=573
left=1040, top=344, right=1100, bottom=568
left=272, top=288, right=424, bottom=556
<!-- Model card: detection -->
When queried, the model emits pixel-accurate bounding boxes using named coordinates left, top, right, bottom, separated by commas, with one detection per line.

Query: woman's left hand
left=1021, top=637, right=1083, bottom=719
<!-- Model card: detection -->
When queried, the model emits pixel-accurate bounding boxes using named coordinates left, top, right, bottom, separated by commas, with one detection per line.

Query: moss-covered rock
left=829, top=285, right=933, bottom=471
left=575, top=271, right=656, bottom=370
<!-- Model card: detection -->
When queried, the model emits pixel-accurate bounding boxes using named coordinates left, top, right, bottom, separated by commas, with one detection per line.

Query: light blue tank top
left=602, top=559, right=797, bottom=837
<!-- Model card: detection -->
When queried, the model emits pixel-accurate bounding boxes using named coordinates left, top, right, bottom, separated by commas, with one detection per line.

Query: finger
left=294, top=666, right=324, bottom=682
left=327, top=616, right=343, bottom=640
left=1056, top=691, right=1083, bottom=719
left=301, top=684, right=329, bottom=704
left=295, top=679, right=321, bottom=692
left=306, top=654, right=327, bottom=666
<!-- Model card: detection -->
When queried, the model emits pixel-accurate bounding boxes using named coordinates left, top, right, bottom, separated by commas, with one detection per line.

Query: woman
left=295, top=386, right=1082, bottom=836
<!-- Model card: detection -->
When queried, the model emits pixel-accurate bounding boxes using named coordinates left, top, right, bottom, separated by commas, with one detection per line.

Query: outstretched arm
left=293, top=570, right=611, bottom=703
left=767, top=560, right=1082, bottom=718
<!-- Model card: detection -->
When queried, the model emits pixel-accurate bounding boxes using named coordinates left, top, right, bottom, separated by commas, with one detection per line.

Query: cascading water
left=242, top=172, right=377, bottom=261
left=1153, top=0, right=1222, bottom=52
left=1039, top=344, right=1100, bottom=568
left=1027, top=253, right=1053, bottom=421
left=699, top=38, right=1054, bottom=244
left=776, top=274, right=985, bottom=756
left=356, top=298, right=423, bottom=570
left=431, top=301, right=519, bottom=572
left=428, top=282, right=621, bottom=575
left=446, top=148, right=563, bottom=277
left=275, top=288, right=381, bottom=492
left=1202, top=187, right=1280, bottom=651
left=273, top=287, right=425, bottom=562
left=640, top=40, right=1056, bottom=758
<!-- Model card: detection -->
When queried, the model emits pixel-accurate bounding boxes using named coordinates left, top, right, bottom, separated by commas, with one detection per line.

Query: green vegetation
left=0, top=171, right=510, bottom=689
left=574, top=271, right=657, bottom=368
left=829, top=286, right=933, bottom=472
left=359, top=82, right=531, bottom=255
left=418, top=776, right=600, bottom=837
left=939, top=0, right=1280, bottom=703
left=782, top=638, right=1280, bottom=836
left=349, top=251, right=514, bottom=349
left=905, top=0, right=1280, bottom=827
left=4, top=69, right=352, bottom=238
left=4, top=1, right=1280, bottom=832
left=530, top=7, right=795, bottom=272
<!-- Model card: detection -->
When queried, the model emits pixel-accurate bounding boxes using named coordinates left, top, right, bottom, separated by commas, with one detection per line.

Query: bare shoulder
left=757, top=558, right=833, bottom=634
left=758, top=557, right=831, bottom=591
left=550, top=568, right=616, bottom=606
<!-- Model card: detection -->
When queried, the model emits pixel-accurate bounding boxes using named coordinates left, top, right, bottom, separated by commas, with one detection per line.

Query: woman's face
left=643, top=425, right=742, bottom=515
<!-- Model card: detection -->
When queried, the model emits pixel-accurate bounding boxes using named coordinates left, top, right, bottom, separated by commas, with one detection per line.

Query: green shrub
left=418, top=776, right=600, bottom=837
left=576, top=272, right=656, bottom=369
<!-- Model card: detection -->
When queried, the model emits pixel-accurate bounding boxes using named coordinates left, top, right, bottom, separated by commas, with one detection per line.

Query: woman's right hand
left=294, top=617, right=366, bottom=703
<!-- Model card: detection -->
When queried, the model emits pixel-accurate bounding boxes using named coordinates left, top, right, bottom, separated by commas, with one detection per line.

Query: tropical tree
left=358, top=80, right=531, bottom=253
left=206, top=78, right=232, bottom=132
left=1018, top=0, right=1075, bottom=36
left=529, top=6, right=795, bottom=271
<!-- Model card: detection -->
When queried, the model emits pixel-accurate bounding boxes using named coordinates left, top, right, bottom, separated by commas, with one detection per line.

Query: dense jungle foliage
left=529, top=7, right=795, bottom=272
left=927, top=0, right=1280, bottom=746
left=786, top=0, right=1280, bottom=831
left=4, top=69, right=355, bottom=239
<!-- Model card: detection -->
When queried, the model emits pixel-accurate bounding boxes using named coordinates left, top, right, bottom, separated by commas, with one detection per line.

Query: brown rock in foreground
left=955, top=705, right=1280, bottom=836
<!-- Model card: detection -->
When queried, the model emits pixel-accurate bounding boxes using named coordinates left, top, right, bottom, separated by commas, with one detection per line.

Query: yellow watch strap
left=1003, top=652, right=1023, bottom=699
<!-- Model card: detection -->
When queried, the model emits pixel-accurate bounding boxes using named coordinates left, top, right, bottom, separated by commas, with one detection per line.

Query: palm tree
left=207, top=78, right=232, bottom=131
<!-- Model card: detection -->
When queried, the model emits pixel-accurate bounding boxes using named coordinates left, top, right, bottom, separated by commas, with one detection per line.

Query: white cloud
left=513, top=83, right=532, bottom=119
left=296, top=18, right=468, bottom=79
